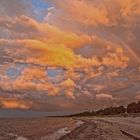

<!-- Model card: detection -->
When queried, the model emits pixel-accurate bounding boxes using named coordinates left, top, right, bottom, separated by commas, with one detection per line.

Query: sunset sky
left=0, top=0, right=140, bottom=114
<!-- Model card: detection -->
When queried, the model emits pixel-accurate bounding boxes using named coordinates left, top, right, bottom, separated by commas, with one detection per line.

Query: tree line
left=67, top=101, right=140, bottom=117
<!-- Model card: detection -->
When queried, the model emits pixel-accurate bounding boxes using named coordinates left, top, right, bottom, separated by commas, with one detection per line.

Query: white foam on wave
left=75, top=120, right=85, bottom=127
left=41, top=127, right=71, bottom=140
left=41, top=120, right=85, bottom=140
left=16, top=136, right=28, bottom=140
left=7, top=133, right=28, bottom=140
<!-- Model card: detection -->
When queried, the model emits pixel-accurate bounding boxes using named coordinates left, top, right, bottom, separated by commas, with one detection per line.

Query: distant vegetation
left=66, top=101, right=140, bottom=117
left=127, top=101, right=140, bottom=113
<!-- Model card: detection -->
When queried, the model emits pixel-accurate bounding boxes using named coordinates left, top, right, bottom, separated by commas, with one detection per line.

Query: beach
left=0, top=117, right=140, bottom=140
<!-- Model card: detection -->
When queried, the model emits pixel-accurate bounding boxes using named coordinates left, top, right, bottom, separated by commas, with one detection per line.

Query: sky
left=0, top=0, right=140, bottom=114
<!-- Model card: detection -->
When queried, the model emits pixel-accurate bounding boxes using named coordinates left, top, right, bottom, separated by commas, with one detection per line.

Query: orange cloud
left=60, top=78, right=76, bottom=99
left=50, top=0, right=140, bottom=27
left=0, top=0, right=139, bottom=111
left=0, top=67, right=47, bottom=91
left=120, top=0, right=140, bottom=16
left=54, top=0, right=109, bottom=26
left=96, top=93, right=115, bottom=100
left=65, top=91, right=75, bottom=100
left=65, top=68, right=80, bottom=81
left=0, top=97, right=32, bottom=109
left=21, top=39, right=76, bottom=67
left=2, top=15, right=91, bottom=49
left=76, top=56, right=101, bottom=69
left=47, top=85, right=60, bottom=96
left=13, top=67, right=47, bottom=90
left=60, top=78, right=75, bottom=88
left=102, top=47, right=129, bottom=68
left=0, top=39, right=76, bottom=67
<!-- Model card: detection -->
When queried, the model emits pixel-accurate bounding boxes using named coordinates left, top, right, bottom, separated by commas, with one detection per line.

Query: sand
left=0, top=117, right=140, bottom=140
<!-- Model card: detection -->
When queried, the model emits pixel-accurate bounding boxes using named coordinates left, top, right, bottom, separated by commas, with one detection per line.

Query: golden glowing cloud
left=10, top=15, right=91, bottom=48
left=21, top=39, right=76, bottom=67
left=0, top=97, right=32, bottom=109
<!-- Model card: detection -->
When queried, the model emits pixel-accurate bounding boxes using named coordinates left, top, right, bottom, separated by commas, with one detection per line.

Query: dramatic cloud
left=0, top=0, right=139, bottom=111
left=49, top=0, right=140, bottom=27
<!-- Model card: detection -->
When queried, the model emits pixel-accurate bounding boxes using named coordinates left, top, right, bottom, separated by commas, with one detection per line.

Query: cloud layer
left=0, top=0, right=140, bottom=111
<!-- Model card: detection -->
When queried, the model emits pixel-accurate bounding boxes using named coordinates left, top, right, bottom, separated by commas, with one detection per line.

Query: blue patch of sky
left=7, top=68, right=20, bottom=79
left=47, top=68, right=64, bottom=78
left=6, top=63, right=27, bottom=80
left=21, top=0, right=53, bottom=21
left=31, top=0, right=52, bottom=9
